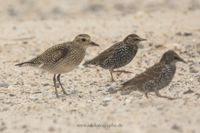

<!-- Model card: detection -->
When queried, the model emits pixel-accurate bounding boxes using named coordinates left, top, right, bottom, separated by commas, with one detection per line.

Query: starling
left=83, top=34, right=146, bottom=81
left=15, top=34, right=99, bottom=98
left=119, top=50, right=186, bottom=100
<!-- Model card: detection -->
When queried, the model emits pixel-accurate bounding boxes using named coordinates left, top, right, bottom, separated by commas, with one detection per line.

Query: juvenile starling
left=119, top=50, right=186, bottom=100
left=16, top=34, right=99, bottom=98
left=83, top=34, right=146, bottom=81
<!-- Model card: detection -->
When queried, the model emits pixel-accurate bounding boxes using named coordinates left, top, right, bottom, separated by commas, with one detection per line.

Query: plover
left=16, top=34, right=99, bottom=98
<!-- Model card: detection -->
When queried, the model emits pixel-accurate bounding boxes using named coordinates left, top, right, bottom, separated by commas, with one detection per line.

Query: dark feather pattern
left=119, top=50, right=185, bottom=99
left=122, top=62, right=176, bottom=92
left=15, top=43, right=69, bottom=67
left=84, top=40, right=138, bottom=69
left=83, top=34, right=146, bottom=81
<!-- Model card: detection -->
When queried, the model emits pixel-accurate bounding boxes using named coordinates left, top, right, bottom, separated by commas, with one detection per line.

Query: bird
left=83, top=34, right=146, bottom=81
left=15, top=34, right=99, bottom=98
left=118, top=50, right=186, bottom=100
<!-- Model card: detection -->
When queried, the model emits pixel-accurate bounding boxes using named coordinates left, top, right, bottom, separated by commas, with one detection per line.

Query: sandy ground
left=0, top=0, right=200, bottom=133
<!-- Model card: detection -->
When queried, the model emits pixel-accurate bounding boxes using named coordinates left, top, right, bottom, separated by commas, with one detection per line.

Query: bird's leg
left=53, top=74, right=59, bottom=98
left=113, top=70, right=132, bottom=73
left=96, top=68, right=102, bottom=78
left=144, top=92, right=149, bottom=99
left=113, top=70, right=132, bottom=77
left=57, top=74, right=68, bottom=95
left=109, top=69, right=115, bottom=82
left=155, top=91, right=175, bottom=100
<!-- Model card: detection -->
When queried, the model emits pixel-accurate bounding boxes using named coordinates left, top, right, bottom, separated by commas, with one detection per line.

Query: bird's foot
left=155, top=92, right=177, bottom=100
left=114, top=70, right=132, bottom=77
left=55, top=93, right=59, bottom=98
left=113, top=70, right=132, bottom=74
left=110, top=78, right=115, bottom=82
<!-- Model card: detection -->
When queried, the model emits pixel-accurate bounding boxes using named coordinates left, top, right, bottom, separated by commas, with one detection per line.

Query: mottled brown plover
left=16, top=34, right=99, bottom=98
left=83, top=34, right=146, bottom=81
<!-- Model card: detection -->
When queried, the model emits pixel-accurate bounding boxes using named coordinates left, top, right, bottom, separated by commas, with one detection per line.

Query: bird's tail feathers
left=83, top=59, right=97, bottom=66
left=118, top=84, right=137, bottom=95
left=15, top=61, right=33, bottom=67
left=109, top=84, right=127, bottom=94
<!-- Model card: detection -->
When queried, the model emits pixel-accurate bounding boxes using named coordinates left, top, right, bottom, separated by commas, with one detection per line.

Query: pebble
left=0, top=83, right=9, bottom=88
left=171, top=124, right=182, bottom=131
left=101, top=97, right=112, bottom=106
left=183, top=89, right=194, bottom=94
left=48, top=126, right=55, bottom=132
left=176, top=32, right=192, bottom=36
left=189, top=65, right=199, bottom=73
left=103, top=97, right=112, bottom=103
left=106, top=87, right=116, bottom=93
left=0, top=122, right=6, bottom=132
left=196, top=43, right=200, bottom=54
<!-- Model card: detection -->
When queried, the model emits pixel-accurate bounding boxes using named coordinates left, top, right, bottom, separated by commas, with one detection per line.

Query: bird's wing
left=122, top=63, right=164, bottom=88
left=29, top=43, right=69, bottom=65
left=87, top=42, right=123, bottom=65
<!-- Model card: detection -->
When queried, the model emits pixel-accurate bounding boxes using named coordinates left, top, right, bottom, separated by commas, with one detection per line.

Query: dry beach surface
left=0, top=0, right=200, bottom=133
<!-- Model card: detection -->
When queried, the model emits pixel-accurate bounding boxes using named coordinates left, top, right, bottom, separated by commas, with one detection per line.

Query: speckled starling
left=120, top=50, right=186, bottom=100
left=15, top=34, right=99, bottom=98
left=83, top=34, right=146, bottom=81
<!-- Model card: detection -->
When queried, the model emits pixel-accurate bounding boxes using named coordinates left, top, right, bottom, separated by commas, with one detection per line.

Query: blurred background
left=0, top=0, right=200, bottom=21
left=0, top=1, right=200, bottom=133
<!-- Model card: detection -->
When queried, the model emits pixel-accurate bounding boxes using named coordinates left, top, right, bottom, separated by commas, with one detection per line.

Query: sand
left=0, top=0, right=200, bottom=133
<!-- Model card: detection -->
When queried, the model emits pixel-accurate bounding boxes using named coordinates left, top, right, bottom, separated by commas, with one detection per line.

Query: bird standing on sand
left=120, top=50, right=186, bottom=100
left=83, top=34, right=146, bottom=81
left=16, top=34, right=99, bottom=98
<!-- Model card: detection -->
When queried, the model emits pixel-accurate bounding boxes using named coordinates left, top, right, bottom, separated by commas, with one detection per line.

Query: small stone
left=148, top=43, right=153, bottom=47
left=196, top=43, right=200, bottom=54
left=23, top=41, right=28, bottom=44
left=103, top=97, right=112, bottom=103
left=183, top=89, right=194, bottom=94
left=96, top=88, right=102, bottom=92
left=155, top=44, right=164, bottom=49
left=0, top=126, right=6, bottom=132
left=171, top=124, right=181, bottom=131
left=78, top=94, right=83, bottom=98
left=22, top=124, right=27, bottom=129
left=176, top=32, right=192, bottom=36
left=124, top=97, right=133, bottom=104
left=0, top=122, right=6, bottom=132
left=183, top=32, right=192, bottom=36
left=69, top=90, right=78, bottom=95
left=48, top=126, right=55, bottom=132
left=101, top=97, right=112, bottom=106
left=189, top=66, right=199, bottom=73
left=0, top=83, right=9, bottom=88
left=176, top=32, right=182, bottom=36
left=86, top=4, right=103, bottom=12
left=101, top=102, right=108, bottom=106
left=106, top=87, right=116, bottom=93
left=9, top=93, right=15, bottom=97
left=42, top=83, right=50, bottom=86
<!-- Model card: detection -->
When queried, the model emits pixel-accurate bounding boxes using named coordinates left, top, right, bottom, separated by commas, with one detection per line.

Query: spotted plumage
left=119, top=50, right=186, bottom=99
left=16, top=34, right=99, bottom=98
left=84, top=34, right=146, bottom=81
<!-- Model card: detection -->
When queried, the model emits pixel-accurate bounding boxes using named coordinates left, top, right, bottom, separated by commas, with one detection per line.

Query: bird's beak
left=177, top=56, right=187, bottom=63
left=90, top=41, right=100, bottom=47
left=139, top=38, right=147, bottom=41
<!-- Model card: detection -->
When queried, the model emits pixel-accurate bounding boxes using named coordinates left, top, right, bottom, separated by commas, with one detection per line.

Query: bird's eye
left=81, top=38, right=86, bottom=42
